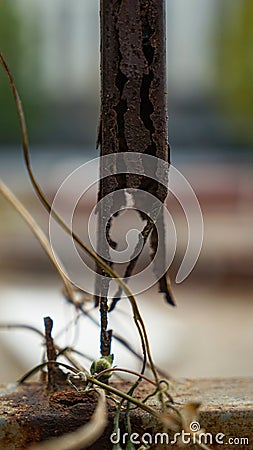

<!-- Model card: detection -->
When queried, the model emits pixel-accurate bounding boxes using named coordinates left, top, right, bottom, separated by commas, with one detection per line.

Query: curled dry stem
left=18, top=361, right=170, bottom=421
left=0, top=52, right=160, bottom=389
left=0, top=322, right=91, bottom=372
left=19, top=361, right=210, bottom=450
left=96, top=367, right=173, bottom=403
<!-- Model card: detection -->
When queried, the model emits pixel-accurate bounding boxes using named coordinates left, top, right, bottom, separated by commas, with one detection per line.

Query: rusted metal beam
left=0, top=378, right=252, bottom=449
left=98, top=0, right=169, bottom=204
left=96, top=0, right=174, bottom=356
left=99, top=0, right=168, bottom=164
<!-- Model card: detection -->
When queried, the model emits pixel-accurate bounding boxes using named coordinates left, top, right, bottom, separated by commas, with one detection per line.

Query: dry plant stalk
left=0, top=179, right=75, bottom=302
left=0, top=50, right=161, bottom=387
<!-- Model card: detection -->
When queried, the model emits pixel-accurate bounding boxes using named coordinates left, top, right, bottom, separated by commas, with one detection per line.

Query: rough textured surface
left=96, top=0, right=171, bottom=350
left=0, top=378, right=252, bottom=449
left=172, top=378, right=253, bottom=449
left=99, top=0, right=168, bottom=195
left=96, top=0, right=174, bottom=338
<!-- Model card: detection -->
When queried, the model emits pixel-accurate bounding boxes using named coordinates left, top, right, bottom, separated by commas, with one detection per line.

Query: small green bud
left=90, top=354, right=114, bottom=380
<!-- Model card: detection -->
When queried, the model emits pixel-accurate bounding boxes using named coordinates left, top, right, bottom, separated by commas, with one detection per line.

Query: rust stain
left=0, top=378, right=252, bottom=449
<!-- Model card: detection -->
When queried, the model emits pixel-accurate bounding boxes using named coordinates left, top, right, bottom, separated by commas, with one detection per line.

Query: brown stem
left=99, top=297, right=112, bottom=357
left=44, top=317, right=63, bottom=389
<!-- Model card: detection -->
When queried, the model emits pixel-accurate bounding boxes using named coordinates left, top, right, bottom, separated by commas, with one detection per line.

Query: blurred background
left=0, top=0, right=252, bottom=382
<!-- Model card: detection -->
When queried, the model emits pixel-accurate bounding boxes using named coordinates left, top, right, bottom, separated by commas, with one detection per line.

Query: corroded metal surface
left=0, top=381, right=113, bottom=449
left=99, top=0, right=168, bottom=194
left=96, top=0, right=174, bottom=353
left=0, top=378, right=252, bottom=449
left=172, top=377, right=253, bottom=449
left=97, top=0, right=171, bottom=353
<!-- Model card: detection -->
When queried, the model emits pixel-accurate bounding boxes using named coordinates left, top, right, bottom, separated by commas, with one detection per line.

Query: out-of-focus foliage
left=0, top=0, right=40, bottom=144
left=0, top=1, right=253, bottom=149
left=0, top=1, right=23, bottom=141
left=216, top=1, right=253, bottom=146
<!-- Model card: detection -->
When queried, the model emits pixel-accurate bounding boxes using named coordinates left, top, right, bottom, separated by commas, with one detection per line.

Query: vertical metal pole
left=97, top=0, right=172, bottom=356
left=99, top=0, right=169, bottom=169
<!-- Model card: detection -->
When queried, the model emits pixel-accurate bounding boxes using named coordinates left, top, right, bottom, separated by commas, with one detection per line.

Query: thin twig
left=18, top=361, right=166, bottom=419
left=96, top=367, right=173, bottom=402
left=0, top=52, right=160, bottom=389
left=0, top=323, right=44, bottom=338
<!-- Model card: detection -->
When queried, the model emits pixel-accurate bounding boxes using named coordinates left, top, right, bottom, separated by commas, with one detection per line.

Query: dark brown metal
left=44, top=317, right=65, bottom=389
left=98, top=0, right=169, bottom=203
left=1, top=378, right=253, bottom=449
left=96, top=0, right=174, bottom=354
left=99, top=0, right=169, bottom=190
left=99, top=297, right=111, bottom=357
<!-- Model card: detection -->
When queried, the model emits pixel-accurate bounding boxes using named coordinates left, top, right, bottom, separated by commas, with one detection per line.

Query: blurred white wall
left=14, top=0, right=221, bottom=100
left=166, top=0, right=218, bottom=97
left=16, top=0, right=100, bottom=100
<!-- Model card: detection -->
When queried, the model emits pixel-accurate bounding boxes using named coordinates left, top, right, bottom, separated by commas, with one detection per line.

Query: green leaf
left=126, top=440, right=136, bottom=450
left=112, top=444, right=124, bottom=450
left=105, top=353, right=114, bottom=365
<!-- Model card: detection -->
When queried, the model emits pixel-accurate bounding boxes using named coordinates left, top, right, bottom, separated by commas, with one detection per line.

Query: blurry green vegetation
left=0, top=1, right=252, bottom=149
left=217, top=1, right=253, bottom=147
left=0, top=1, right=41, bottom=145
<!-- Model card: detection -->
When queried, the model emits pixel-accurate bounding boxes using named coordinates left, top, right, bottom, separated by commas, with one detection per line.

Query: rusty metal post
left=99, top=0, right=169, bottom=183
left=96, top=0, right=173, bottom=356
